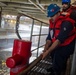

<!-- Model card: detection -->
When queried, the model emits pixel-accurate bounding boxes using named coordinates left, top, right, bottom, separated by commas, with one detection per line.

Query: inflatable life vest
left=49, top=15, right=76, bottom=46
left=67, top=6, right=76, bottom=13
left=61, top=5, right=76, bottom=16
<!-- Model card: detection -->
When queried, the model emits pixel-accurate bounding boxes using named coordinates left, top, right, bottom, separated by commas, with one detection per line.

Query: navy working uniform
left=61, top=0, right=76, bottom=38
left=46, top=20, right=75, bottom=74
left=42, top=4, right=76, bottom=75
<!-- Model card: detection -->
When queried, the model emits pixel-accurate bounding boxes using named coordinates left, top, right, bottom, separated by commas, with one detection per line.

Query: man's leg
left=51, top=47, right=71, bottom=75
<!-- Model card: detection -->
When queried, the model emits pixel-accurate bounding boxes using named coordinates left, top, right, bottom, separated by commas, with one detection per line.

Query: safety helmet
left=47, top=4, right=60, bottom=17
left=62, top=0, right=71, bottom=4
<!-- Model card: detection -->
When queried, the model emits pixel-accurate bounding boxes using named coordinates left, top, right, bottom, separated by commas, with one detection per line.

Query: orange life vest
left=66, top=6, right=76, bottom=13
left=61, top=6, right=76, bottom=16
left=61, top=5, right=76, bottom=38
left=66, top=6, right=76, bottom=38
left=49, top=15, right=76, bottom=46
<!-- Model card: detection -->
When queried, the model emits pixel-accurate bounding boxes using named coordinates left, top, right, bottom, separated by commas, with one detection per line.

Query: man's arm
left=57, top=21, right=73, bottom=43
left=42, top=39, right=61, bottom=59
left=42, top=21, right=73, bottom=59
left=43, top=40, right=52, bottom=52
left=43, top=29, right=52, bottom=52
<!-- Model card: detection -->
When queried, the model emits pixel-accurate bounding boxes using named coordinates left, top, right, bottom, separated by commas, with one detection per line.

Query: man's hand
left=42, top=50, right=49, bottom=60
left=42, top=49, right=47, bottom=52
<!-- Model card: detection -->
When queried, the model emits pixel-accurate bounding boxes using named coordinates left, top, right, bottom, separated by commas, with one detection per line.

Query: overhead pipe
left=36, top=0, right=45, bottom=10
left=28, top=0, right=46, bottom=15
left=17, top=9, right=49, bottom=24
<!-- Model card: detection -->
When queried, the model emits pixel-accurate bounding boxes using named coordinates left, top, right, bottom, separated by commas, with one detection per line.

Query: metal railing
left=16, top=14, right=49, bottom=58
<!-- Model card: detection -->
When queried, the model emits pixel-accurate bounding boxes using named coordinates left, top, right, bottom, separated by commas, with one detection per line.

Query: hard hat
left=47, top=4, right=60, bottom=17
left=62, top=0, right=71, bottom=4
